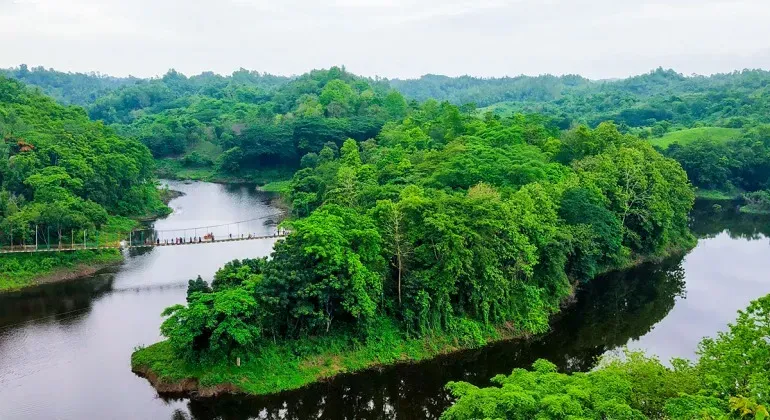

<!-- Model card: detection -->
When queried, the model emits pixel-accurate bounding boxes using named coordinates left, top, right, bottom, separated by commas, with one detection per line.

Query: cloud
left=1, top=0, right=768, bottom=79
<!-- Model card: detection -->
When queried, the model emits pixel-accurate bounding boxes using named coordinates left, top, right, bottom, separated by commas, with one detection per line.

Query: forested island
left=1, top=65, right=770, bottom=418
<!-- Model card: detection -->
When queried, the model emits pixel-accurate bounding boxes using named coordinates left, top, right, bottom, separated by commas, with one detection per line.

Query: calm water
left=0, top=189, right=768, bottom=419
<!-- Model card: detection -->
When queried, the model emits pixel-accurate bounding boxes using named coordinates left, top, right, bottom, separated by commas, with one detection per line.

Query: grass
left=650, top=127, right=742, bottom=149
left=695, top=188, right=742, bottom=201
left=739, top=204, right=770, bottom=215
left=259, top=180, right=292, bottom=195
left=0, top=215, right=143, bottom=292
left=131, top=318, right=511, bottom=396
left=0, top=249, right=123, bottom=292
left=155, top=158, right=218, bottom=181
left=154, top=158, right=295, bottom=186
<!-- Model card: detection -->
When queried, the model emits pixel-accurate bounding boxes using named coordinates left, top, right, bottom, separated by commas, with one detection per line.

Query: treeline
left=7, top=65, right=770, bottom=191
left=393, top=68, right=770, bottom=130
left=84, top=67, right=408, bottom=175
left=0, top=76, right=165, bottom=246
left=389, top=73, right=593, bottom=106
left=664, top=128, right=770, bottom=193
left=442, top=294, right=770, bottom=419
left=0, top=64, right=138, bottom=106
left=481, top=69, right=770, bottom=135
left=159, top=101, right=694, bottom=362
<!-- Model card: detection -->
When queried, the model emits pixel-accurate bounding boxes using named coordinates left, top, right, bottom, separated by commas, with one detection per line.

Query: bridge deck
left=0, top=233, right=287, bottom=254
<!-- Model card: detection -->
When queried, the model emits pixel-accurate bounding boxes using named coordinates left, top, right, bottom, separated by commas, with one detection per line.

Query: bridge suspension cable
left=0, top=212, right=287, bottom=254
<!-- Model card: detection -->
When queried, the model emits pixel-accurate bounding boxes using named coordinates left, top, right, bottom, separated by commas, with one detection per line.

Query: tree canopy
left=159, top=100, right=695, bottom=362
left=442, top=293, right=770, bottom=420
left=0, top=76, right=164, bottom=246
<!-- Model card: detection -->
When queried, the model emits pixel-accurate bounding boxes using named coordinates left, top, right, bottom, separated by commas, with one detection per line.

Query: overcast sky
left=2, top=0, right=769, bottom=80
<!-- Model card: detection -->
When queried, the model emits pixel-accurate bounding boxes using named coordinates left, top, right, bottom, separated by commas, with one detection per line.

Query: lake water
left=0, top=185, right=768, bottom=419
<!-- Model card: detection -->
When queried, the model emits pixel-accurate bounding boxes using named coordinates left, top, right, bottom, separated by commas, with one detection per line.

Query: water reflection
left=167, top=256, right=687, bottom=420
left=1, top=189, right=767, bottom=420
left=0, top=269, right=117, bottom=329
left=691, top=199, right=770, bottom=240
left=0, top=181, right=282, bottom=420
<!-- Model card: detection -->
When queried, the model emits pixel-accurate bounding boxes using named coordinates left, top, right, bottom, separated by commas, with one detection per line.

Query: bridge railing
left=0, top=214, right=285, bottom=254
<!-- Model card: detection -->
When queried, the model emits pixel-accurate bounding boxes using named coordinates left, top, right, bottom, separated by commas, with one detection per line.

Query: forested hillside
left=0, top=76, right=167, bottom=289
left=391, top=68, right=770, bottom=203
left=6, top=66, right=770, bottom=202
left=71, top=67, right=407, bottom=183
left=393, top=68, right=770, bottom=117
left=0, top=65, right=138, bottom=106
left=133, top=100, right=695, bottom=394
left=389, top=73, right=594, bottom=106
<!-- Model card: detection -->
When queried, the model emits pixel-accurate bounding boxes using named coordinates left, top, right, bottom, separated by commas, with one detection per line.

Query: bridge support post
left=35, top=225, right=38, bottom=251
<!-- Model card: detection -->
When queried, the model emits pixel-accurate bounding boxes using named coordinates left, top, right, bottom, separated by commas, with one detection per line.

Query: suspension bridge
left=0, top=214, right=287, bottom=254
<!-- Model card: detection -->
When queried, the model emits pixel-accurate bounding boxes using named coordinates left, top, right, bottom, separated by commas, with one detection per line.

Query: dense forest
left=0, top=75, right=168, bottom=232
left=2, top=65, right=767, bottom=403
left=1, top=65, right=406, bottom=177
left=442, top=293, right=770, bottom=419
left=133, top=98, right=696, bottom=395
left=0, top=76, right=167, bottom=289
left=6, top=65, right=770, bottom=206
left=0, top=65, right=139, bottom=106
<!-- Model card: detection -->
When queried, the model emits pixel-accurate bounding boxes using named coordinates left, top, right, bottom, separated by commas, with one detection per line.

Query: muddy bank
left=32, top=260, right=123, bottom=286
left=0, top=255, right=124, bottom=293
left=129, top=247, right=694, bottom=400
left=160, top=188, right=185, bottom=205
left=132, top=366, right=240, bottom=398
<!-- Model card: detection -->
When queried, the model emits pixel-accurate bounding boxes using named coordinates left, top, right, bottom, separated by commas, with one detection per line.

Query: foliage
left=741, top=190, right=770, bottom=214
left=443, top=294, right=770, bottom=420
left=0, top=76, right=165, bottom=251
left=0, top=249, right=123, bottom=291
left=155, top=102, right=694, bottom=365
left=0, top=64, right=139, bottom=106
left=70, top=67, right=408, bottom=184
left=462, top=68, right=770, bottom=132
left=665, top=132, right=770, bottom=193
left=651, top=127, right=742, bottom=149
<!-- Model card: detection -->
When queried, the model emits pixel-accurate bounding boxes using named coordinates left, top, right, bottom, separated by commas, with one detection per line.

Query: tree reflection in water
left=164, top=255, right=687, bottom=420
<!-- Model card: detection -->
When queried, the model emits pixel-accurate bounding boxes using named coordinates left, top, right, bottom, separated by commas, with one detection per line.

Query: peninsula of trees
left=1, top=64, right=769, bottom=402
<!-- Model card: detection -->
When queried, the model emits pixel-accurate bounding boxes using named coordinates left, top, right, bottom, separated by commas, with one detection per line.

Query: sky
left=1, top=0, right=769, bottom=80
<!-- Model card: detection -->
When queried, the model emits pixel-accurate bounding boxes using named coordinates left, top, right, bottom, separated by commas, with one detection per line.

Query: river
left=0, top=184, right=768, bottom=419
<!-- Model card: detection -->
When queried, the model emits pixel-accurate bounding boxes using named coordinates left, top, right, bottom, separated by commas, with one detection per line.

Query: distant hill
left=0, top=64, right=138, bottom=106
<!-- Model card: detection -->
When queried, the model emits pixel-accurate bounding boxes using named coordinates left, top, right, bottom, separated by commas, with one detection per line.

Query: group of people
left=156, top=234, right=215, bottom=246
left=140, top=228, right=288, bottom=247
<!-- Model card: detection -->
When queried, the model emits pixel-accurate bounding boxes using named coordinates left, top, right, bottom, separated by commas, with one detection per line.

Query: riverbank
left=131, top=241, right=693, bottom=398
left=0, top=249, right=124, bottom=292
left=0, top=187, right=181, bottom=293
left=695, top=188, right=742, bottom=201
left=132, top=318, right=521, bottom=398
left=155, top=158, right=294, bottom=186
